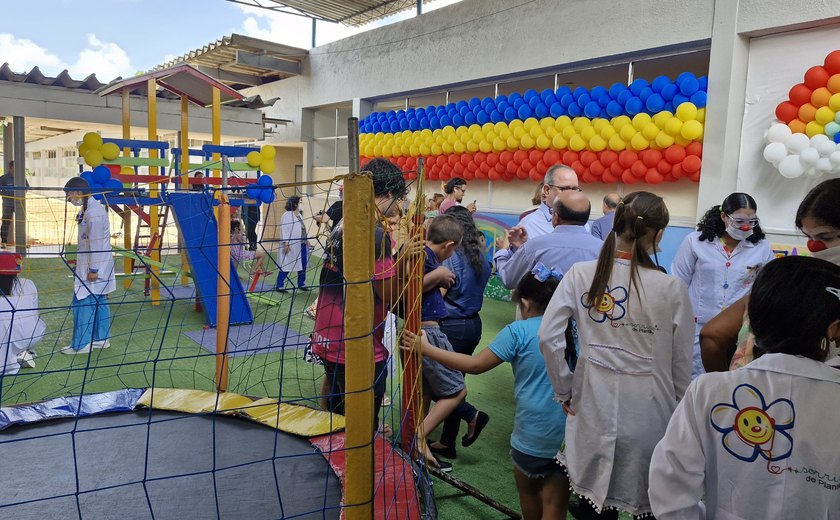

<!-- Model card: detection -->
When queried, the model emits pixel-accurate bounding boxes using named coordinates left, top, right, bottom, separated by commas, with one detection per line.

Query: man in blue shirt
left=590, top=193, right=621, bottom=240
left=496, top=190, right=602, bottom=289
left=516, top=165, right=581, bottom=240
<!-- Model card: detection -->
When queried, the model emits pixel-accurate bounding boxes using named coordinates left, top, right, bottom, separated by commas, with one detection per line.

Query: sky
left=0, top=0, right=461, bottom=82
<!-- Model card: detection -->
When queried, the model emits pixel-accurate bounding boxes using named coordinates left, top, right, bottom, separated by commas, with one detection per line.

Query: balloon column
left=245, top=174, right=276, bottom=205
left=765, top=50, right=840, bottom=179
left=359, top=73, right=706, bottom=184
left=245, top=145, right=277, bottom=174
left=77, top=133, right=126, bottom=200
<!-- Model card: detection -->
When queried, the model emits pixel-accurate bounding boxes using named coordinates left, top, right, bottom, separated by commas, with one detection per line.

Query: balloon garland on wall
left=764, top=50, right=840, bottom=179
left=359, top=73, right=706, bottom=184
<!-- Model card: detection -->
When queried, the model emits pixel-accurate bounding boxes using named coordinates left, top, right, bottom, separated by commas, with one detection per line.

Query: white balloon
left=799, top=147, right=820, bottom=166
left=817, top=140, right=838, bottom=157
left=778, top=155, right=804, bottom=178
left=766, top=123, right=792, bottom=144
left=830, top=151, right=840, bottom=166
left=785, top=133, right=810, bottom=153
left=762, top=142, right=788, bottom=165
left=817, top=157, right=833, bottom=174
left=810, top=133, right=830, bottom=146
left=804, top=166, right=822, bottom=178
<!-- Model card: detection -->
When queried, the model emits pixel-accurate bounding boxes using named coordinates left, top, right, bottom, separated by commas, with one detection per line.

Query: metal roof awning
left=152, top=33, right=306, bottom=90
left=96, top=64, right=244, bottom=107
left=227, top=0, right=439, bottom=27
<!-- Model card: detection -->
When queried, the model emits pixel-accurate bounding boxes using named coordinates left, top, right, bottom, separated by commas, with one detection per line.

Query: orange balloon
left=828, top=74, right=840, bottom=94
left=798, top=103, right=818, bottom=123
left=811, top=87, right=832, bottom=108
left=788, top=118, right=807, bottom=134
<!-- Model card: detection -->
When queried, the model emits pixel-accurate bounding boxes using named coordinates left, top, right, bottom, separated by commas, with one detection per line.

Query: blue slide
left=168, top=192, right=253, bottom=327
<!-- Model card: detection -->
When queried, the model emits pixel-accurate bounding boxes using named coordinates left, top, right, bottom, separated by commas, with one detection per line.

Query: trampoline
left=0, top=388, right=357, bottom=520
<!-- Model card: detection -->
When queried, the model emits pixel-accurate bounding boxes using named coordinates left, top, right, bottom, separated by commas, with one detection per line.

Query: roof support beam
left=196, top=66, right=263, bottom=87
left=235, top=51, right=300, bottom=75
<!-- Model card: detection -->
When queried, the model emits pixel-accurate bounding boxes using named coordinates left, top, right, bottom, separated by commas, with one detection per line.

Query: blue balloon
left=389, top=121, right=400, bottom=133
left=477, top=111, right=491, bottom=124
left=258, top=174, right=273, bottom=186
left=495, top=94, right=509, bottom=104
left=679, top=76, right=700, bottom=96
left=834, top=132, right=840, bottom=144
left=504, top=107, right=518, bottom=121
left=590, top=86, right=608, bottom=100
left=400, top=119, right=410, bottom=131
left=490, top=110, right=503, bottom=123
left=555, top=86, right=572, bottom=98
left=639, top=87, right=653, bottom=102
left=468, top=97, right=481, bottom=109
left=419, top=117, right=430, bottom=129
left=606, top=101, right=623, bottom=117
left=246, top=185, right=261, bottom=200
left=567, top=103, right=582, bottom=117
left=534, top=103, right=550, bottom=118
left=496, top=100, right=510, bottom=113
left=513, top=98, right=526, bottom=110
left=651, top=76, right=671, bottom=93
left=482, top=97, right=495, bottom=109
left=440, top=115, right=452, bottom=127
left=372, top=122, right=382, bottom=133
left=459, top=105, right=471, bottom=116
left=598, top=95, right=611, bottom=108
left=517, top=105, right=534, bottom=120
left=446, top=102, right=457, bottom=111
left=472, top=104, right=484, bottom=115
left=80, top=171, right=94, bottom=185
left=583, top=101, right=601, bottom=118
left=524, top=89, right=539, bottom=101
left=92, top=165, right=111, bottom=184
left=690, top=91, right=707, bottom=108
left=436, top=106, right=446, bottom=116
left=260, top=189, right=275, bottom=204
left=572, top=87, right=588, bottom=100
left=608, top=82, right=626, bottom=99
left=646, top=93, right=666, bottom=112
left=672, top=94, right=690, bottom=107
left=549, top=102, right=565, bottom=118
left=676, top=72, right=695, bottom=86
left=616, top=89, right=633, bottom=105
left=528, top=96, right=541, bottom=109
left=625, top=97, right=644, bottom=115
left=559, top=94, right=575, bottom=108
left=660, top=83, right=678, bottom=101
left=543, top=93, right=557, bottom=106
left=455, top=100, right=468, bottom=110
left=424, top=106, right=436, bottom=117
left=452, top=114, right=465, bottom=126
left=104, top=179, right=123, bottom=195
left=429, top=116, right=440, bottom=128
left=629, top=79, right=649, bottom=96
left=576, top=93, right=591, bottom=108
left=464, top=112, right=477, bottom=125
left=409, top=119, right=420, bottom=131
left=540, top=88, right=554, bottom=101
left=698, top=76, right=708, bottom=92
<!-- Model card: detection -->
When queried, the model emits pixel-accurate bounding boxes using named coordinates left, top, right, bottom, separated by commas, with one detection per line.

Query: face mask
left=726, top=223, right=753, bottom=241
left=68, top=197, right=83, bottom=207
left=807, top=239, right=828, bottom=253
left=825, top=338, right=840, bottom=363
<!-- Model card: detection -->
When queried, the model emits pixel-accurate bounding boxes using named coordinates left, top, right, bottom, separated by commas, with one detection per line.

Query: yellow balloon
left=573, top=117, right=591, bottom=133
left=540, top=117, right=555, bottom=130
left=562, top=126, right=577, bottom=140
left=260, top=159, right=275, bottom=174
left=453, top=141, right=466, bottom=153
left=589, top=135, right=607, bottom=152
left=79, top=142, right=90, bottom=157
left=419, top=143, right=432, bottom=155
left=529, top=125, right=543, bottom=139
left=246, top=151, right=262, bottom=168
left=675, top=102, right=698, bottom=123
left=674, top=135, right=691, bottom=147
left=101, top=142, right=120, bottom=161
left=696, top=108, right=706, bottom=124
left=513, top=127, right=527, bottom=139
left=630, top=133, right=650, bottom=151
left=83, top=132, right=103, bottom=150
left=460, top=132, right=471, bottom=144
left=631, top=113, right=652, bottom=131
left=479, top=140, right=493, bottom=153
left=680, top=120, right=703, bottom=140
left=600, top=126, right=616, bottom=140
left=260, top=145, right=276, bottom=160
left=536, top=135, right=551, bottom=150
left=552, top=134, right=568, bottom=149
left=481, top=123, right=495, bottom=134
left=500, top=128, right=513, bottom=140
left=441, top=142, right=453, bottom=154
left=521, top=135, right=536, bottom=149
left=381, top=145, right=393, bottom=157
left=409, top=144, right=420, bottom=156
left=555, top=116, right=572, bottom=130
left=523, top=118, right=539, bottom=131
left=619, top=124, right=637, bottom=142
left=569, top=135, right=587, bottom=152
left=592, top=118, right=609, bottom=132
left=608, top=134, right=626, bottom=151
left=492, top=138, right=506, bottom=152
left=442, top=126, right=456, bottom=137
left=447, top=133, right=458, bottom=145
left=805, top=121, right=825, bottom=138
left=469, top=124, right=482, bottom=135
left=373, top=144, right=383, bottom=156
left=466, top=140, right=479, bottom=153
left=612, top=115, right=631, bottom=130
left=665, top=117, right=683, bottom=137
left=121, top=166, right=134, bottom=175
left=655, top=132, right=675, bottom=148
left=432, top=128, right=443, bottom=138
left=652, top=111, right=672, bottom=128
left=507, top=136, right=521, bottom=149
left=829, top=93, right=840, bottom=112
left=545, top=127, right=559, bottom=139
left=420, top=129, right=433, bottom=139
left=431, top=143, right=443, bottom=155
left=455, top=126, right=467, bottom=136
left=815, top=106, right=835, bottom=125
left=642, top=123, right=659, bottom=141
left=580, top=127, right=596, bottom=141
left=84, top=150, right=103, bottom=167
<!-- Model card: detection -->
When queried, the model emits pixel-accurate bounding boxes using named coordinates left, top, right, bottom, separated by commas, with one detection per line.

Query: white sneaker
left=92, top=340, right=110, bottom=349
left=61, top=344, right=91, bottom=355
left=17, top=350, right=36, bottom=368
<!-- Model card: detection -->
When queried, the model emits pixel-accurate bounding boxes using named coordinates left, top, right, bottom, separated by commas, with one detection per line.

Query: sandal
left=461, top=411, right=490, bottom=447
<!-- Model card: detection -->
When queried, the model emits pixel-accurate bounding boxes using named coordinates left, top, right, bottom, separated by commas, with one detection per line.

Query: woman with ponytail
left=539, top=191, right=694, bottom=519
left=671, top=192, right=775, bottom=378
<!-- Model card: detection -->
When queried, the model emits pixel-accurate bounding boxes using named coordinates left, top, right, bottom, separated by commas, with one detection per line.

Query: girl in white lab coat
left=0, top=253, right=46, bottom=374
left=275, top=196, right=309, bottom=292
left=61, top=177, right=115, bottom=354
left=671, top=193, right=775, bottom=378
left=649, top=255, right=840, bottom=519
left=539, top=191, right=694, bottom=519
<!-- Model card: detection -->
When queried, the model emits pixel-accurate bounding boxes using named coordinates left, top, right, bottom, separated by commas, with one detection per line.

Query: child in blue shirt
left=404, top=265, right=569, bottom=519
left=416, top=214, right=467, bottom=470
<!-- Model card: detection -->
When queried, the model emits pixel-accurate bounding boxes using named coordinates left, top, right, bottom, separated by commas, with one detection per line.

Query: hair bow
left=531, top=262, right=563, bottom=282
left=827, top=287, right=840, bottom=301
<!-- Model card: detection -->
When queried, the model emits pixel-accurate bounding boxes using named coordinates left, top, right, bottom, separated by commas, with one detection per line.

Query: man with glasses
left=515, top=165, right=582, bottom=241
left=440, top=178, right=477, bottom=214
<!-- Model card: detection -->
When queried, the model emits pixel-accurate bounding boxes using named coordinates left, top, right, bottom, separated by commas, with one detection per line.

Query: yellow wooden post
left=147, top=78, right=161, bottom=304
left=122, top=88, right=132, bottom=289
left=342, top=172, right=375, bottom=519
left=180, top=95, right=190, bottom=285
left=212, top=87, right=221, bottom=178
left=215, top=189, right=231, bottom=392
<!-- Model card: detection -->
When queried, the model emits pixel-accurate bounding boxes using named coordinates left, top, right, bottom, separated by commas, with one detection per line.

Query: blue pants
left=71, top=294, right=111, bottom=350
left=275, top=244, right=307, bottom=289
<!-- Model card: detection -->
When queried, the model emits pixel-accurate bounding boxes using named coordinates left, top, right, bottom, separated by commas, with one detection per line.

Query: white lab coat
left=0, top=278, right=46, bottom=375
left=74, top=198, right=116, bottom=300
left=539, top=259, right=694, bottom=515
left=649, top=353, right=840, bottom=520
left=277, top=209, right=305, bottom=272
left=671, top=232, right=775, bottom=377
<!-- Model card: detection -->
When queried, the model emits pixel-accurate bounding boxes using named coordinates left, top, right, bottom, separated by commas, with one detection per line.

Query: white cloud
left=0, top=33, right=63, bottom=71
left=0, top=32, right=133, bottom=81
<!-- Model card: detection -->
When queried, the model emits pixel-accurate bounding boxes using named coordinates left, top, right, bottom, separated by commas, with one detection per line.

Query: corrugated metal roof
left=228, top=0, right=439, bottom=27
left=0, top=63, right=106, bottom=91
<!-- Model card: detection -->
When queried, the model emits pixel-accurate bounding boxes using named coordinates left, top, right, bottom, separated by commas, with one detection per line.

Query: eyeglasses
left=727, top=215, right=760, bottom=227
left=547, top=184, right=582, bottom=192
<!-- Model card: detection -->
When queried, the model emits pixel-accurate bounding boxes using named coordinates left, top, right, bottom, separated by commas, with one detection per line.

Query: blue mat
left=184, top=323, right=309, bottom=357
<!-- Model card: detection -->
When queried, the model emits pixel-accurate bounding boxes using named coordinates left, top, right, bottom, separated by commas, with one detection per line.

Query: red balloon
left=688, top=171, right=701, bottom=182
left=804, top=66, right=830, bottom=90
left=685, top=142, right=702, bottom=157
left=521, top=159, right=535, bottom=172
left=631, top=160, right=648, bottom=178
left=664, top=145, right=687, bottom=164
left=479, top=162, right=491, bottom=174
left=507, top=161, right=519, bottom=174
left=664, top=172, right=676, bottom=183
left=581, top=171, right=597, bottom=184
left=495, top=162, right=507, bottom=174
left=570, top=161, right=585, bottom=175
left=775, top=101, right=799, bottom=124
left=671, top=164, right=684, bottom=179
left=789, top=83, right=812, bottom=106
left=544, top=149, right=561, bottom=165
left=562, top=151, right=579, bottom=165
left=682, top=155, right=702, bottom=174
left=618, top=150, right=638, bottom=168
left=590, top=161, right=605, bottom=177
left=486, top=152, right=499, bottom=166
left=536, top=160, right=548, bottom=175
left=513, top=150, right=529, bottom=164
left=475, top=168, right=488, bottom=180
left=425, top=156, right=436, bottom=167
left=474, top=152, right=487, bottom=164
left=448, top=154, right=460, bottom=166
left=516, top=168, right=529, bottom=181
left=460, top=154, right=473, bottom=166
left=621, top=170, right=638, bottom=184
left=580, top=151, right=597, bottom=167
left=645, top=168, right=664, bottom=184
left=641, top=149, right=662, bottom=168
left=529, top=150, right=543, bottom=165
left=442, top=163, right=453, bottom=176
left=463, top=170, right=475, bottom=181
left=466, top=161, right=479, bottom=173
left=599, top=150, right=618, bottom=167
left=656, top=159, right=672, bottom=175
left=497, top=151, right=511, bottom=165
left=453, top=163, right=465, bottom=175
left=428, top=169, right=439, bottom=180
left=529, top=169, right=543, bottom=182
left=610, top=161, right=624, bottom=176
left=602, top=171, right=619, bottom=184
left=488, top=170, right=501, bottom=181
left=107, top=164, right=121, bottom=176
left=825, top=50, right=840, bottom=75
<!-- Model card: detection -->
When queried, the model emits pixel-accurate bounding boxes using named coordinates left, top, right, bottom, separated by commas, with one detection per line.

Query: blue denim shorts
left=510, top=448, right=562, bottom=479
